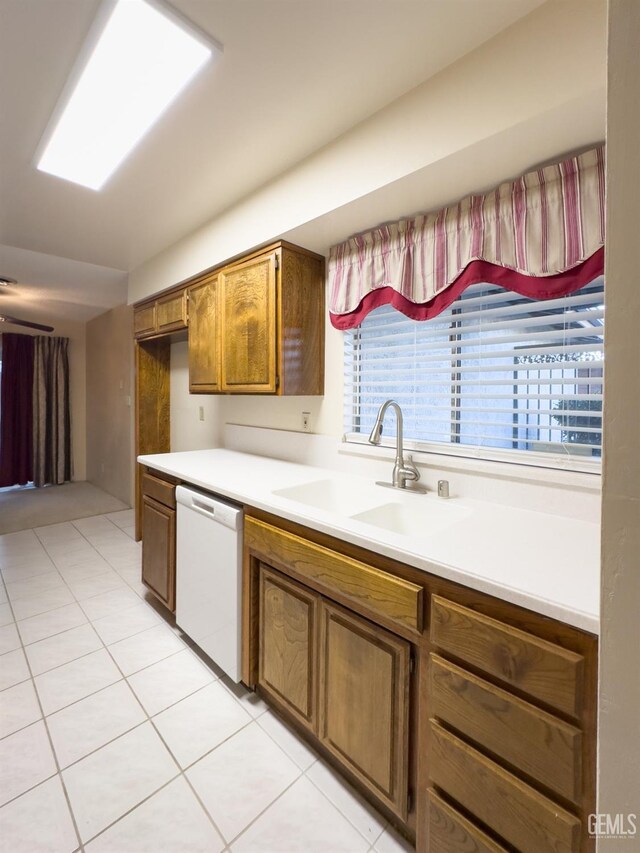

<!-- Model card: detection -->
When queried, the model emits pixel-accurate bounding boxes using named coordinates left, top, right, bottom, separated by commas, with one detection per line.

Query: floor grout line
left=2, top=513, right=390, bottom=852
left=0, top=571, right=86, bottom=853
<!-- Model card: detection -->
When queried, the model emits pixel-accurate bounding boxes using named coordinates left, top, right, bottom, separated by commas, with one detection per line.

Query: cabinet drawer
left=430, top=721, right=581, bottom=853
left=427, top=789, right=508, bottom=853
left=157, top=292, right=187, bottom=332
left=245, top=517, right=422, bottom=633
left=430, top=596, right=583, bottom=717
left=142, top=471, right=176, bottom=509
left=134, top=304, right=156, bottom=337
left=430, top=654, right=582, bottom=802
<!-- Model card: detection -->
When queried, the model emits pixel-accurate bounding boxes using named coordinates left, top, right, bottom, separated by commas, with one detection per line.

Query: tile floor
left=0, top=511, right=413, bottom=852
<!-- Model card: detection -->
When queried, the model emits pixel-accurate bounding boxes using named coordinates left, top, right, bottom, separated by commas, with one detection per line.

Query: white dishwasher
left=176, top=485, right=243, bottom=682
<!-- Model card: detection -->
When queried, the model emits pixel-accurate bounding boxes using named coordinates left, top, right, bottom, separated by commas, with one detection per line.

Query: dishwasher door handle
left=192, top=498, right=217, bottom=516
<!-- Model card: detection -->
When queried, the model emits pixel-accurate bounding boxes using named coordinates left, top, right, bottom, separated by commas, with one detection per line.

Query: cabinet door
left=220, top=253, right=277, bottom=393
left=188, top=278, right=220, bottom=392
left=258, top=565, right=317, bottom=731
left=156, top=292, right=187, bottom=333
left=134, top=304, right=156, bottom=338
left=141, top=495, right=176, bottom=611
left=318, top=600, right=411, bottom=820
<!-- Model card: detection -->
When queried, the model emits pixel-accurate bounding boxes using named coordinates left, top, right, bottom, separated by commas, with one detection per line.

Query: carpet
left=0, top=481, right=129, bottom=534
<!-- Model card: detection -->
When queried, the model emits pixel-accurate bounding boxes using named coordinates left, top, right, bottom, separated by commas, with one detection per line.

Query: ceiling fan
left=0, top=277, right=54, bottom=333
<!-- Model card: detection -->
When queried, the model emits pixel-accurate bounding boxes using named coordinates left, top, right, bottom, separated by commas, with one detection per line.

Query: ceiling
left=0, top=0, right=544, bottom=321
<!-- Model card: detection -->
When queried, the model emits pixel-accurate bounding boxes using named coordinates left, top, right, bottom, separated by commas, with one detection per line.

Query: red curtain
left=0, top=333, right=35, bottom=487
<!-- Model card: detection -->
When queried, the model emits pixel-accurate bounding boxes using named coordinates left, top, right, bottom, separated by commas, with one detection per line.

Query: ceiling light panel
left=37, top=0, right=217, bottom=190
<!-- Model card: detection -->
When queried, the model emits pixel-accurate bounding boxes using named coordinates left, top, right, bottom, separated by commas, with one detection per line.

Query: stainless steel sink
left=350, top=499, right=470, bottom=538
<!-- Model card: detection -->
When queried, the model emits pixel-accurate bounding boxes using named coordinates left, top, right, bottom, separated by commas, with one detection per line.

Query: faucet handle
left=403, top=455, right=419, bottom=481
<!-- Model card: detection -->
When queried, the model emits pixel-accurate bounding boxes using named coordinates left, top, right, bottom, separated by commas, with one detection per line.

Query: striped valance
left=329, top=146, right=606, bottom=329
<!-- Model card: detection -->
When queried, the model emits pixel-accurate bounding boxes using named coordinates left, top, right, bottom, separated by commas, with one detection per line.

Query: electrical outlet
left=198, top=406, right=205, bottom=422
left=302, top=411, right=311, bottom=432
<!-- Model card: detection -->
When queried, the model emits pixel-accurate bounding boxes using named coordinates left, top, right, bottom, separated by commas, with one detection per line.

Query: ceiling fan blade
left=0, top=315, right=54, bottom=333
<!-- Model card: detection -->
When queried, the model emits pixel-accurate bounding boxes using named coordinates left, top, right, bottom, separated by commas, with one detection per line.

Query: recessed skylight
left=37, top=0, right=218, bottom=190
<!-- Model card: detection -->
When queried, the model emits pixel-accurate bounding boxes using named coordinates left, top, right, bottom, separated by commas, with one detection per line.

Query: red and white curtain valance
left=328, top=146, right=605, bottom=330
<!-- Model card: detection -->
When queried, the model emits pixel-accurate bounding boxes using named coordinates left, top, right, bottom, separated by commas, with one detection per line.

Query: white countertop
left=138, top=448, right=600, bottom=634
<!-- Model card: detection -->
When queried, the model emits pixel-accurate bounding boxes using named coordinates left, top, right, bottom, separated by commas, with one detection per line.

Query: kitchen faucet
left=368, top=400, right=427, bottom=493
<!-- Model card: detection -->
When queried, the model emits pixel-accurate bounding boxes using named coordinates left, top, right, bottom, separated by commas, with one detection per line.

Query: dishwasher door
left=175, top=485, right=243, bottom=682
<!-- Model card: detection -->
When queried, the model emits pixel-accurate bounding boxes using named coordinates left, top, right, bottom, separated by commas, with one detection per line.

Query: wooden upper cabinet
left=220, top=253, right=277, bottom=393
left=133, top=304, right=156, bottom=338
left=187, top=242, right=325, bottom=395
left=318, top=600, right=411, bottom=820
left=134, top=292, right=187, bottom=339
left=156, top=291, right=187, bottom=333
left=188, top=276, right=220, bottom=392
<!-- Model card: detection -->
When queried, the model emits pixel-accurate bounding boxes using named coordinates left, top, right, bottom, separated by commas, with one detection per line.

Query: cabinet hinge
left=274, top=253, right=280, bottom=271
left=409, top=652, right=416, bottom=674
left=275, top=376, right=280, bottom=389
left=407, top=790, right=413, bottom=813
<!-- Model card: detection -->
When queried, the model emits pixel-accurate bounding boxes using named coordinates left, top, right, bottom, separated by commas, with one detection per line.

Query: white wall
left=128, top=0, right=605, bottom=304
left=169, top=341, right=223, bottom=451
left=597, top=1, right=640, bottom=846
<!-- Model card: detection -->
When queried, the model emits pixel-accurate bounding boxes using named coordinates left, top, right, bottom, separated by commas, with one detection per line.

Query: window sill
left=338, top=436, right=601, bottom=492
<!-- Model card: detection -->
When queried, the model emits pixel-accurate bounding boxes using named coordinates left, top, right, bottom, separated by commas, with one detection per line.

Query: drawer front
left=157, top=292, right=187, bottom=332
left=427, top=789, right=508, bottom=853
left=134, top=304, right=156, bottom=337
left=245, top=517, right=422, bottom=633
left=430, top=596, right=583, bottom=717
left=430, top=721, right=581, bottom=853
left=430, top=654, right=582, bottom=802
left=142, top=471, right=176, bottom=509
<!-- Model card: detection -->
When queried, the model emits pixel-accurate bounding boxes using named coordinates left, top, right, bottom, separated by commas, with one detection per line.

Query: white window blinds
left=343, top=278, right=604, bottom=472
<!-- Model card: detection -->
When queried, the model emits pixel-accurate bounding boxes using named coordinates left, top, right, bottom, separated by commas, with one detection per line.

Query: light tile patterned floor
left=0, top=511, right=413, bottom=852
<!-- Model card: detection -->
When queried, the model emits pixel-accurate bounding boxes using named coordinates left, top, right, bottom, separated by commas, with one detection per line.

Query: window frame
left=342, top=281, right=604, bottom=476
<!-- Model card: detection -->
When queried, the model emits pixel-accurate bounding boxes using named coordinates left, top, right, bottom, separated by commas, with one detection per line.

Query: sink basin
left=350, top=499, right=471, bottom=539
left=272, top=479, right=386, bottom=516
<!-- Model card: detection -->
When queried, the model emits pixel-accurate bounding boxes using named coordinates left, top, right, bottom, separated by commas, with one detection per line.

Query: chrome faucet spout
left=367, top=400, right=426, bottom=493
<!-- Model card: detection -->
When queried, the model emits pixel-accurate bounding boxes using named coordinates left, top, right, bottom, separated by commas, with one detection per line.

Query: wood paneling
left=258, top=565, right=317, bottom=730
left=133, top=304, right=156, bottom=338
left=134, top=338, right=170, bottom=540
left=220, top=253, right=277, bottom=393
left=245, top=516, right=423, bottom=634
left=141, top=495, right=175, bottom=611
left=156, top=291, right=187, bottom=333
left=430, top=721, right=581, bottom=853
left=430, top=596, right=583, bottom=718
left=430, top=654, right=582, bottom=802
left=318, top=600, right=411, bottom=820
left=141, top=471, right=176, bottom=509
left=188, top=276, right=220, bottom=392
left=427, top=789, right=508, bottom=853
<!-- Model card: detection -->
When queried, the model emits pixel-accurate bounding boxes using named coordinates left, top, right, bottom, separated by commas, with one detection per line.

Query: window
left=343, top=277, right=604, bottom=472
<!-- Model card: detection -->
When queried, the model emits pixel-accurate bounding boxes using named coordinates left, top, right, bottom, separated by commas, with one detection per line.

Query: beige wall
left=85, top=305, right=134, bottom=504
left=597, top=1, right=640, bottom=844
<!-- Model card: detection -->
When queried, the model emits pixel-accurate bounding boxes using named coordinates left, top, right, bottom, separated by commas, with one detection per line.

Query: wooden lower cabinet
left=244, top=513, right=598, bottom=852
left=258, top=565, right=317, bottom=731
left=255, top=562, right=412, bottom=821
left=318, top=600, right=411, bottom=820
left=141, top=494, right=176, bottom=612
